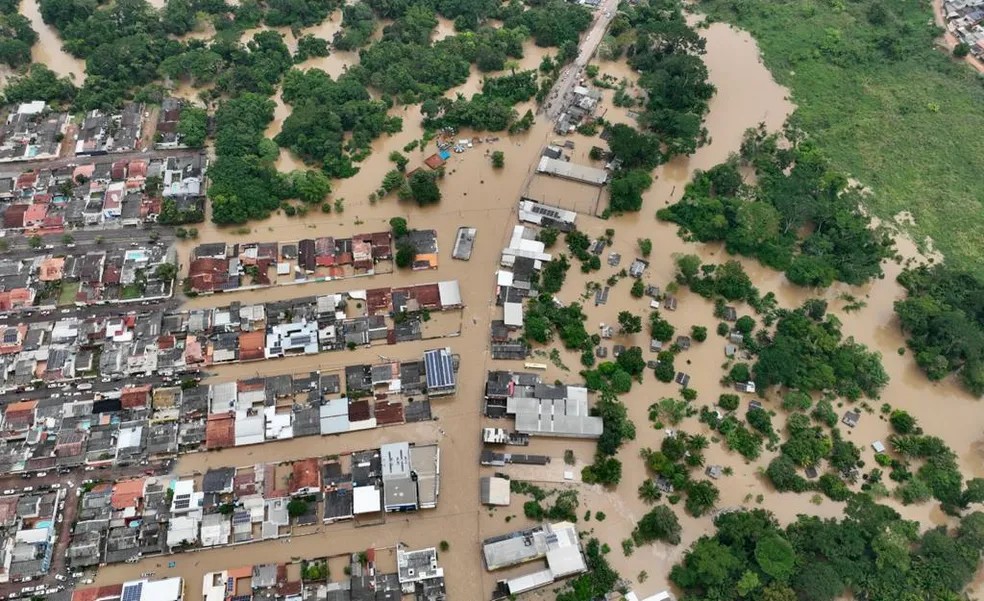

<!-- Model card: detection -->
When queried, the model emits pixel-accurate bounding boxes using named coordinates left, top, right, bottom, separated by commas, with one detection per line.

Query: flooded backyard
left=17, top=8, right=975, bottom=600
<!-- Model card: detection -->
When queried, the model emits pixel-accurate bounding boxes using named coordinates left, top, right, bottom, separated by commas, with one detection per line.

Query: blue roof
left=424, top=349, right=455, bottom=390
left=122, top=582, right=143, bottom=601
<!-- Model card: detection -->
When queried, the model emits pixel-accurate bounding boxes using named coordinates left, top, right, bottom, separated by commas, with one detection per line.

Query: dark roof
left=202, top=467, right=235, bottom=493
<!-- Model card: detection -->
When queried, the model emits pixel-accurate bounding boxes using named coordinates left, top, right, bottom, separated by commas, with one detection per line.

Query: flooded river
left=93, top=16, right=984, bottom=601
left=18, top=0, right=87, bottom=83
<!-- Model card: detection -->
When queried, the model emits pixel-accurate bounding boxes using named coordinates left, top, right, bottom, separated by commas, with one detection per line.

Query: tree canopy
left=671, top=504, right=984, bottom=601
left=659, top=128, right=893, bottom=287
left=895, top=264, right=984, bottom=396
left=209, top=94, right=290, bottom=224
left=754, top=302, right=888, bottom=400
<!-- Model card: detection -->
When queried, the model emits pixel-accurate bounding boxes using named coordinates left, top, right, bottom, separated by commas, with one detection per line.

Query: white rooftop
left=353, top=485, right=381, bottom=514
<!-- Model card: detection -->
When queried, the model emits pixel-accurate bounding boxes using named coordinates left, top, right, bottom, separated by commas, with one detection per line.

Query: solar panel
left=2, top=330, right=17, bottom=343
left=233, top=512, right=250, bottom=525
left=122, top=582, right=143, bottom=601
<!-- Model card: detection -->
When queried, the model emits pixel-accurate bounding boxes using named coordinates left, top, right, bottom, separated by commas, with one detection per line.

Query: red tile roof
left=205, top=413, right=235, bottom=450
left=373, top=401, right=404, bottom=426
left=238, top=330, right=265, bottom=361
left=120, top=385, right=151, bottom=409
left=3, top=204, right=27, bottom=228
left=111, top=477, right=146, bottom=510
left=290, top=458, right=321, bottom=493
left=72, top=584, right=124, bottom=601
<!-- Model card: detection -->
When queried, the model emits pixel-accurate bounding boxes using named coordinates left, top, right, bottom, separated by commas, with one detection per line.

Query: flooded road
left=18, top=0, right=87, bottom=83
left=90, top=13, right=984, bottom=601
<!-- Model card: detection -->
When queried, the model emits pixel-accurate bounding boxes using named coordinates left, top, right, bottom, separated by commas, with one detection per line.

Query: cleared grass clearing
left=700, top=0, right=984, bottom=273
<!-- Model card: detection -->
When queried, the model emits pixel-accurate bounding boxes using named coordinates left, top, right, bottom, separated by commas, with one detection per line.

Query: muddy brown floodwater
left=94, top=16, right=984, bottom=601
left=18, top=0, right=87, bottom=83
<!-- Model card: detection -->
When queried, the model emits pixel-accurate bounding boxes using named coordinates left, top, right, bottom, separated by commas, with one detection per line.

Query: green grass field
left=700, top=0, right=984, bottom=273
left=57, top=281, right=79, bottom=306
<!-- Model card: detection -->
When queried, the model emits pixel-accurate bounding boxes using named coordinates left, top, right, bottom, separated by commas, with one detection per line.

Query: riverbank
left=699, top=0, right=984, bottom=275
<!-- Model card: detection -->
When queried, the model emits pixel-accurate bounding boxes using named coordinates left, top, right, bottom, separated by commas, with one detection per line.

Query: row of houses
left=0, top=281, right=461, bottom=393
left=0, top=349, right=455, bottom=474
left=75, top=544, right=446, bottom=601
left=66, top=444, right=441, bottom=568
left=0, top=102, right=69, bottom=163
left=0, top=152, right=206, bottom=231
left=71, top=577, right=184, bottom=601
left=942, top=0, right=984, bottom=58
left=0, top=488, right=65, bottom=583
left=74, top=103, right=145, bottom=156
left=0, top=244, right=175, bottom=311
left=189, top=231, right=397, bottom=293
left=486, top=199, right=578, bottom=360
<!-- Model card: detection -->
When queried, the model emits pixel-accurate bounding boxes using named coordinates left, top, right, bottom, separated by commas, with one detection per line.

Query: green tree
left=407, top=170, right=442, bottom=206
left=389, top=217, right=408, bottom=239
left=389, top=150, right=409, bottom=171
left=154, top=263, right=178, bottom=281
left=618, top=310, right=642, bottom=334
left=633, top=505, right=681, bottom=545
left=755, top=534, right=795, bottom=581
left=684, top=480, right=719, bottom=517
left=395, top=242, right=415, bottom=269
left=650, top=312, right=675, bottom=342
left=382, top=169, right=405, bottom=193
left=491, top=150, right=505, bottom=168
left=287, top=499, right=309, bottom=517
left=736, top=570, right=761, bottom=597
left=291, top=170, right=332, bottom=203
left=609, top=169, right=652, bottom=212
left=177, top=107, right=208, bottom=148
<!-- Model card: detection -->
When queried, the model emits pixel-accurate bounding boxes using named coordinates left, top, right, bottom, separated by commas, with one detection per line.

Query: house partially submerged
left=485, top=522, right=587, bottom=599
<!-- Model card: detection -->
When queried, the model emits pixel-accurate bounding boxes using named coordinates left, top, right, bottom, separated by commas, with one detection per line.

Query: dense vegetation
left=754, top=302, right=888, bottom=400
left=335, top=2, right=376, bottom=50
left=1, top=65, right=77, bottom=106
left=276, top=68, right=401, bottom=178
left=0, top=3, right=37, bottom=69
left=422, top=70, right=537, bottom=132
left=671, top=502, right=984, bottom=601
left=601, top=0, right=714, bottom=214
left=699, top=0, right=984, bottom=274
left=208, top=94, right=290, bottom=224
left=895, top=264, right=984, bottom=396
left=353, top=8, right=533, bottom=103
left=556, top=538, right=621, bottom=601
left=162, top=30, right=296, bottom=100
left=619, top=0, right=715, bottom=157
left=659, top=128, right=893, bottom=288
left=581, top=388, right=635, bottom=486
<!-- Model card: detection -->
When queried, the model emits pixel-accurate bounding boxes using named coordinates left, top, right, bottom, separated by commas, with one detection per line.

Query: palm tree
left=890, top=434, right=920, bottom=457
left=638, top=479, right=661, bottom=505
